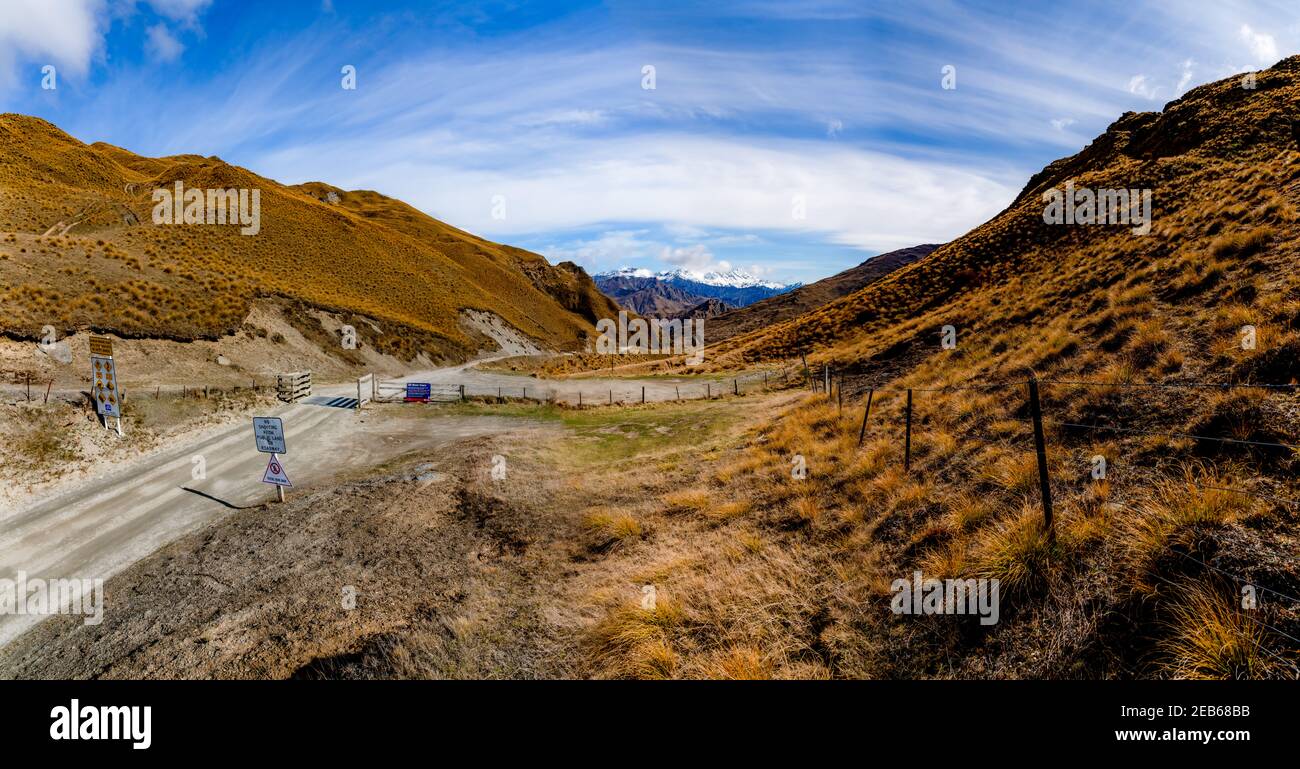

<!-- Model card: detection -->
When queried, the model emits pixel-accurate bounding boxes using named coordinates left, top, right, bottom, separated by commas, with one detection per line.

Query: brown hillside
left=0, top=115, right=619, bottom=360
left=705, top=243, right=939, bottom=343
left=581, top=58, right=1300, bottom=679
left=714, top=59, right=1300, bottom=368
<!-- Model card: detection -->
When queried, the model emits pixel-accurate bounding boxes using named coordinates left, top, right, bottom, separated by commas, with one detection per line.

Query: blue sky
left=1, top=1, right=1295, bottom=284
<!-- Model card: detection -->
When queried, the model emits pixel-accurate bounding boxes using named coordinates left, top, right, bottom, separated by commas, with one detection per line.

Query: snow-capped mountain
left=600, top=266, right=790, bottom=290
left=594, top=267, right=799, bottom=315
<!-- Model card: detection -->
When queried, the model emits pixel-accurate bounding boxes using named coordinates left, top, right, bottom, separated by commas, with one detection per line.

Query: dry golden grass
left=970, top=503, right=1057, bottom=595
left=1117, top=470, right=1253, bottom=590
left=587, top=599, right=685, bottom=679
left=583, top=508, right=644, bottom=545
left=662, top=487, right=712, bottom=515
left=1161, top=580, right=1280, bottom=680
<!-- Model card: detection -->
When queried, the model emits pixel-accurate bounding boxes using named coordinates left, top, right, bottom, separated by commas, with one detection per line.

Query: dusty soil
left=0, top=387, right=277, bottom=513
left=0, top=396, right=775, bottom=679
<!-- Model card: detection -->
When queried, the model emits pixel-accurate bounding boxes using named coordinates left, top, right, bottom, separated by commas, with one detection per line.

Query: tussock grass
left=970, top=503, right=1057, bottom=595
left=1161, top=580, right=1280, bottom=680
left=583, top=509, right=643, bottom=547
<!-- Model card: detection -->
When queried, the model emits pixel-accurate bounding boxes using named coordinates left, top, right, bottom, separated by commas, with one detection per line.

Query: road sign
left=252, top=417, right=286, bottom=454
left=262, top=454, right=291, bottom=487
left=89, top=335, right=113, bottom=357
left=405, top=382, right=431, bottom=402
left=90, top=354, right=122, bottom=417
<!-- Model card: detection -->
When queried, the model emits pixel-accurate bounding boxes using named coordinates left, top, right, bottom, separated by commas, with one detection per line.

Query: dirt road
left=0, top=372, right=523, bottom=648
left=0, top=361, right=770, bottom=649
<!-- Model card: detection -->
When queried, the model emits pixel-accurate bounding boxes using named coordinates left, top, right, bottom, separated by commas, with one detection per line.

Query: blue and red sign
left=405, top=382, right=431, bottom=402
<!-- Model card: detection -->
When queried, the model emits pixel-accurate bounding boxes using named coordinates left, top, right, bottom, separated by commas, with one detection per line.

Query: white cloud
left=0, top=0, right=107, bottom=84
left=1239, top=24, right=1278, bottom=64
left=145, top=24, right=184, bottom=62
left=518, top=109, right=607, bottom=127
left=541, top=230, right=660, bottom=271
left=661, top=244, right=727, bottom=273
left=1050, top=117, right=1075, bottom=131
left=1126, top=74, right=1159, bottom=99
left=1177, top=59, right=1195, bottom=94
left=144, top=0, right=212, bottom=23
left=826, top=118, right=843, bottom=137
left=260, top=130, right=1019, bottom=256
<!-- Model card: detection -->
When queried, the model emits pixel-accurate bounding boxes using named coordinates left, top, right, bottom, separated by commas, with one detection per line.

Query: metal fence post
left=1028, top=376, right=1055, bottom=540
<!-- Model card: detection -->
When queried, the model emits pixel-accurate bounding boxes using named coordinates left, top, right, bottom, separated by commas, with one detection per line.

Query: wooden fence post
left=837, top=375, right=843, bottom=413
left=733, top=378, right=738, bottom=396
left=857, top=388, right=874, bottom=447
left=904, top=389, right=913, bottom=472
left=642, top=386, right=645, bottom=403
left=44, top=379, right=53, bottom=404
left=707, top=382, right=711, bottom=399
left=1027, top=376, right=1054, bottom=540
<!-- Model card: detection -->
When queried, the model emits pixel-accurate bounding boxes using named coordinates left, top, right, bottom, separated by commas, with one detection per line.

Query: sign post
left=89, top=335, right=123, bottom=436
left=262, top=454, right=291, bottom=502
left=253, top=417, right=289, bottom=501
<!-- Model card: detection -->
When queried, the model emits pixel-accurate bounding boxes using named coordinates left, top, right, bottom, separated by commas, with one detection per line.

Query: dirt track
left=0, top=360, right=766, bottom=650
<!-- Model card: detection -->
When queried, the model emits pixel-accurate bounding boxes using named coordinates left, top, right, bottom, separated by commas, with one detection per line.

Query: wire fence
left=820, top=364, right=1300, bottom=670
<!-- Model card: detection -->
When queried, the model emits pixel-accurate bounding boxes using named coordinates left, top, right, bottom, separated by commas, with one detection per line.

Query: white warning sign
left=90, top=354, right=122, bottom=417
left=262, top=453, right=292, bottom=487
left=252, top=417, right=286, bottom=454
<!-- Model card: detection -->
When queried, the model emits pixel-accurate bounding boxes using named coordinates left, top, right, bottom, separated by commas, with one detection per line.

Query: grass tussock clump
left=1161, top=579, right=1281, bottom=680
left=586, top=598, right=687, bottom=679
left=1118, top=470, right=1253, bottom=590
left=969, top=504, right=1058, bottom=596
left=583, top=508, right=644, bottom=550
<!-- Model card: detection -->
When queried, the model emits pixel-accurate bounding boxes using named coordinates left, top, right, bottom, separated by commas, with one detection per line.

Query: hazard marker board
left=262, top=454, right=292, bottom=487
left=91, top=354, right=122, bottom=417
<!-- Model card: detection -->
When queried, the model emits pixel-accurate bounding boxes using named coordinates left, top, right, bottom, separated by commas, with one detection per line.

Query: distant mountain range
left=594, top=267, right=798, bottom=317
